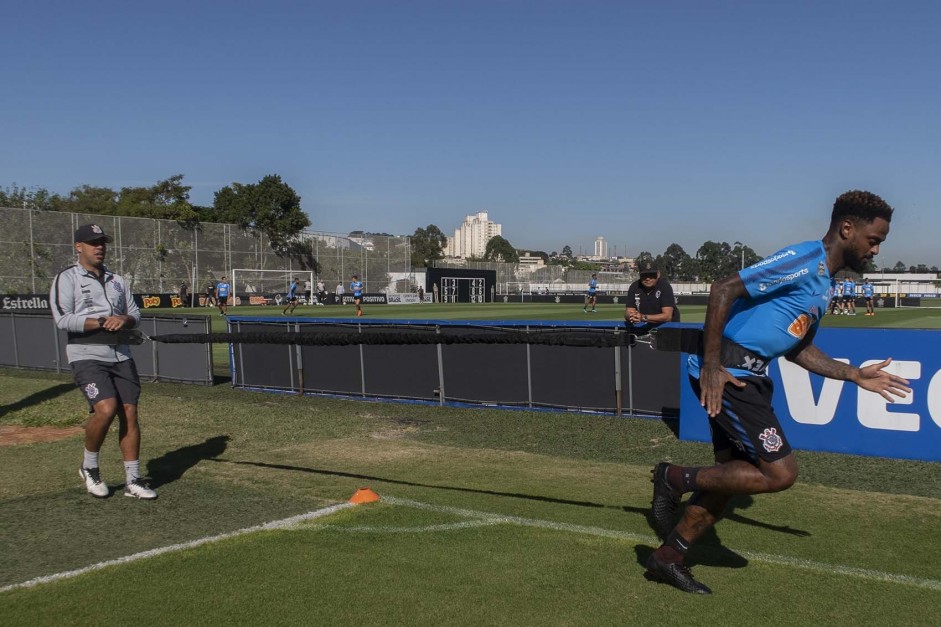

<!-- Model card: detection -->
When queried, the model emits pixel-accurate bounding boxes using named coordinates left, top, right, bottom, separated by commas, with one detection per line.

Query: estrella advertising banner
left=679, top=327, right=941, bottom=462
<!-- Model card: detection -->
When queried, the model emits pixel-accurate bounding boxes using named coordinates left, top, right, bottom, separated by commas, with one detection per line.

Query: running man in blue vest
left=842, top=277, right=857, bottom=315
left=646, top=191, right=911, bottom=594
left=862, top=279, right=876, bottom=316
left=216, top=276, right=231, bottom=316
left=583, top=273, right=598, bottom=313
left=283, top=277, right=299, bottom=315
left=350, top=274, right=364, bottom=317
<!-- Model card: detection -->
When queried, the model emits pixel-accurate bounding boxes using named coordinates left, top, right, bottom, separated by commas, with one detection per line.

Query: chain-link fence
left=0, top=207, right=413, bottom=295
left=434, top=259, right=639, bottom=294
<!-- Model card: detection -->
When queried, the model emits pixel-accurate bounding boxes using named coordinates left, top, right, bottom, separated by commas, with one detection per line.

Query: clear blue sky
left=3, top=1, right=940, bottom=267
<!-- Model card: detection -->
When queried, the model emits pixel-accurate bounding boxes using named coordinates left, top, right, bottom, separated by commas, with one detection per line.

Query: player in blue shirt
left=862, top=279, right=876, bottom=316
left=842, top=277, right=857, bottom=315
left=216, top=276, right=231, bottom=317
left=350, top=274, right=364, bottom=317
left=646, top=191, right=910, bottom=595
left=583, top=273, right=598, bottom=313
left=283, top=277, right=299, bottom=315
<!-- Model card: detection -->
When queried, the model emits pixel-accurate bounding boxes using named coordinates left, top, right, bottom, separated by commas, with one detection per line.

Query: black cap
left=74, top=224, right=113, bottom=244
left=639, top=261, right=658, bottom=276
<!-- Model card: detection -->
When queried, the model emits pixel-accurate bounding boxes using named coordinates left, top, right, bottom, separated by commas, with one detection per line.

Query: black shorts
left=689, top=375, right=791, bottom=464
left=218, top=295, right=228, bottom=305
left=71, top=359, right=141, bottom=411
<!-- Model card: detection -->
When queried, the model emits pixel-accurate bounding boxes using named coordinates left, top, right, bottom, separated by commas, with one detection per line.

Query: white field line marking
left=0, top=503, right=353, bottom=594
left=382, top=497, right=941, bottom=593
left=312, top=519, right=501, bottom=533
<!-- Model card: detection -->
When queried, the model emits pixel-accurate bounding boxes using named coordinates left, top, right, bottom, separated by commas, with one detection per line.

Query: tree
left=116, top=175, right=197, bottom=221
left=695, top=241, right=736, bottom=282
left=212, top=174, right=310, bottom=253
left=484, top=235, right=519, bottom=262
left=892, top=261, right=907, bottom=273
left=410, top=224, right=447, bottom=267
left=61, top=185, right=119, bottom=215
left=561, top=245, right=573, bottom=258
left=635, top=251, right=655, bottom=269
left=656, top=243, right=693, bottom=280
left=0, top=184, right=61, bottom=210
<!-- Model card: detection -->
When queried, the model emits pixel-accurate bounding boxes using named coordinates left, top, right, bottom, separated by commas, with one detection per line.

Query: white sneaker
left=125, top=478, right=158, bottom=500
left=79, top=466, right=109, bottom=498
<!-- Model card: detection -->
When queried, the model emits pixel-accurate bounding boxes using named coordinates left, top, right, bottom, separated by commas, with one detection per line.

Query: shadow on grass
left=147, top=435, right=230, bottom=489
left=208, top=459, right=652, bottom=517
left=0, top=382, right=76, bottom=418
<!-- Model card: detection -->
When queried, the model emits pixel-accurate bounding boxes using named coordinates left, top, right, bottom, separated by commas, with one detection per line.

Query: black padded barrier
left=226, top=317, right=680, bottom=417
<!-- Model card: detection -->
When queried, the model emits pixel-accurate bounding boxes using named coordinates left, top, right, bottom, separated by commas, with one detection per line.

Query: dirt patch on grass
left=0, top=425, right=84, bottom=447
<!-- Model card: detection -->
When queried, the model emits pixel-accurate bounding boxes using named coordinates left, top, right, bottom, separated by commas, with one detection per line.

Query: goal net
left=232, top=269, right=316, bottom=306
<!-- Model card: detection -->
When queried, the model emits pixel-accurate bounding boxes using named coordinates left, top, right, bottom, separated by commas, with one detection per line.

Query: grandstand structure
left=0, top=206, right=412, bottom=295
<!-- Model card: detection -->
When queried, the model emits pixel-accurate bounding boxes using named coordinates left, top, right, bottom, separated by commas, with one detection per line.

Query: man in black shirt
left=625, top=261, right=680, bottom=330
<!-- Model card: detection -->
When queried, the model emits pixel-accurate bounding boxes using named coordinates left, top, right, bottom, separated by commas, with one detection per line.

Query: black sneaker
left=651, top=462, right=680, bottom=539
left=644, top=552, right=712, bottom=595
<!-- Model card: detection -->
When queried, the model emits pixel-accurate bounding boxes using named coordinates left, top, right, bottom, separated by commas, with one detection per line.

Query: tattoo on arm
left=789, top=344, right=857, bottom=381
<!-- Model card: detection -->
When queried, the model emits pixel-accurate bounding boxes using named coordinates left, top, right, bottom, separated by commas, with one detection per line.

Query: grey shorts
left=71, top=359, right=141, bottom=411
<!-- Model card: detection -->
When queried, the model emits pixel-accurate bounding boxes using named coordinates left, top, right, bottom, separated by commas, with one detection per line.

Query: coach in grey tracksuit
left=50, top=223, right=156, bottom=500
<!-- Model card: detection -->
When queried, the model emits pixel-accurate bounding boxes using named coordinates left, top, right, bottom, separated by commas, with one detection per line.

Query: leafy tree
left=60, top=185, right=119, bottom=214
left=656, top=243, right=693, bottom=280
left=561, top=245, right=573, bottom=258
left=410, top=224, right=447, bottom=267
left=892, top=261, right=907, bottom=272
left=213, top=174, right=310, bottom=253
left=634, top=251, right=655, bottom=269
left=116, top=175, right=196, bottom=221
left=484, top=235, right=519, bottom=262
left=695, top=241, right=736, bottom=282
left=0, top=184, right=60, bottom=210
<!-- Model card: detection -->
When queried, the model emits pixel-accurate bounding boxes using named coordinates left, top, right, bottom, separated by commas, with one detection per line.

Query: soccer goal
left=232, top=269, right=315, bottom=305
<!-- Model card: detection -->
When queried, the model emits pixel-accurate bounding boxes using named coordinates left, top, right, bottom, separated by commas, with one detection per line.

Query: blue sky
left=3, top=1, right=940, bottom=266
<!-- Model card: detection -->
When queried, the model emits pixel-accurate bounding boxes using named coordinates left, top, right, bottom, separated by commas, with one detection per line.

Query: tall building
left=444, top=211, right=502, bottom=259
left=594, top=236, right=608, bottom=259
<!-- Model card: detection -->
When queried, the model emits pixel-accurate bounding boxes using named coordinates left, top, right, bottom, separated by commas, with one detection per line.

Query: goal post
left=231, top=269, right=316, bottom=306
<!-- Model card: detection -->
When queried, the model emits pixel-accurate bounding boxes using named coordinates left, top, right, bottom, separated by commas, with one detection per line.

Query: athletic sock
left=83, top=449, right=99, bottom=469
left=653, top=530, right=692, bottom=565
left=666, top=465, right=700, bottom=493
left=124, top=460, right=141, bottom=483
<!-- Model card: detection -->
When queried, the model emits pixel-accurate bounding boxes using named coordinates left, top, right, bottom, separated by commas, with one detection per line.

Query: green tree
left=656, top=243, right=693, bottom=280
left=892, top=261, right=907, bottom=272
left=695, top=241, right=736, bottom=282
left=0, top=184, right=61, bottom=210
left=484, top=235, right=519, bottom=262
left=60, top=185, right=119, bottom=214
left=213, top=174, right=310, bottom=253
left=410, top=224, right=447, bottom=267
left=561, top=244, right=573, bottom=258
left=634, top=251, right=655, bottom=270
left=116, top=175, right=197, bottom=221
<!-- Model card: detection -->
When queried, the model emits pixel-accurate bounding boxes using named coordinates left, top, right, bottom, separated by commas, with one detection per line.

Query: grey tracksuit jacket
left=50, top=264, right=141, bottom=364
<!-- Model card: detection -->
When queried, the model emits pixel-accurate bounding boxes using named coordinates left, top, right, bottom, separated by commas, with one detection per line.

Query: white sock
left=83, top=449, right=99, bottom=469
left=124, top=460, right=141, bottom=483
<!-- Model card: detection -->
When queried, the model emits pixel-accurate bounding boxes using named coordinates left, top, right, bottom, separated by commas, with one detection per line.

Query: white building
left=594, top=236, right=608, bottom=259
left=444, top=211, right=502, bottom=259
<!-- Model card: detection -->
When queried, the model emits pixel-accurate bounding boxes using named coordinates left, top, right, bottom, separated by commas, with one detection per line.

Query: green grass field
left=1, top=304, right=940, bottom=624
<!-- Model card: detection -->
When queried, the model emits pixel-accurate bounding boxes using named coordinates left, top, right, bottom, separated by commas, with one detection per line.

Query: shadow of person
left=0, top=383, right=76, bottom=418
left=146, top=435, right=229, bottom=489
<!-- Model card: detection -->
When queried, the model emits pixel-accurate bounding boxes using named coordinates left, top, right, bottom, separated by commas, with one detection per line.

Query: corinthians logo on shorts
left=759, top=427, right=784, bottom=452
left=84, top=383, right=100, bottom=399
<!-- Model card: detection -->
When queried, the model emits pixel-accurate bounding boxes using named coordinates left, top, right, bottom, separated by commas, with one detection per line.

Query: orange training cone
left=349, top=487, right=380, bottom=504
